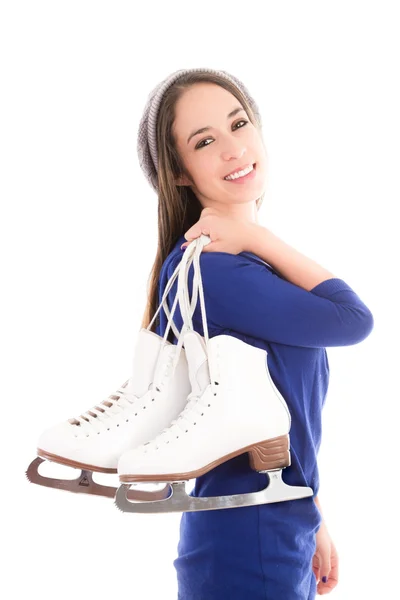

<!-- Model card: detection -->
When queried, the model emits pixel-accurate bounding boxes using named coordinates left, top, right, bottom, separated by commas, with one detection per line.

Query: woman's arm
left=246, top=224, right=337, bottom=292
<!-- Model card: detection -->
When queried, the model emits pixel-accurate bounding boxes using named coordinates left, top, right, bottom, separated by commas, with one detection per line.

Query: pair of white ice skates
left=26, top=235, right=313, bottom=513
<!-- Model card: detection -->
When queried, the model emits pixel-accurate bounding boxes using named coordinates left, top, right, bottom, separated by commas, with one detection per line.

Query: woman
left=138, top=68, right=373, bottom=599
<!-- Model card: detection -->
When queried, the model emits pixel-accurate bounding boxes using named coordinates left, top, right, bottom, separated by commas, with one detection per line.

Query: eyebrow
left=187, top=106, right=246, bottom=145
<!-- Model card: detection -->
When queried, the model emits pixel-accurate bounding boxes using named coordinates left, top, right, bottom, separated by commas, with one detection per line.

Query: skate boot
left=26, top=243, right=201, bottom=500
left=115, top=235, right=314, bottom=513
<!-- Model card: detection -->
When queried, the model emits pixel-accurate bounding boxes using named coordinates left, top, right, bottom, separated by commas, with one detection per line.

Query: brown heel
left=248, top=435, right=291, bottom=471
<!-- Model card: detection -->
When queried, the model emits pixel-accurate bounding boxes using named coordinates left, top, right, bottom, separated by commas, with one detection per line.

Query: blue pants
left=173, top=454, right=321, bottom=599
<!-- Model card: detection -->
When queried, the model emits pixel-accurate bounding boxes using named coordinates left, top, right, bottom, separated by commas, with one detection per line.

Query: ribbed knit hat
left=137, top=68, right=261, bottom=194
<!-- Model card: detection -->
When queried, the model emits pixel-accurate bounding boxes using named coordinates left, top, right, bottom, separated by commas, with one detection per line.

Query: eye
left=195, top=119, right=249, bottom=149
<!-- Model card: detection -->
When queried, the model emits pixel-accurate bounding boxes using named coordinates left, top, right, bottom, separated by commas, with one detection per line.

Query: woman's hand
left=181, top=207, right=253, bottom=254
left=313, top=521, right=339, bottom=595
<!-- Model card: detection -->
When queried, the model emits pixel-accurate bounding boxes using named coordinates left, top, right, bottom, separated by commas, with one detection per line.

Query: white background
left=1, top=1, right=398, bottom=599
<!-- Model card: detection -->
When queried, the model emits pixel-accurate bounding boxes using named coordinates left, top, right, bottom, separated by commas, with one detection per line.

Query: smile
left=224, top=163, right=256, bottom=183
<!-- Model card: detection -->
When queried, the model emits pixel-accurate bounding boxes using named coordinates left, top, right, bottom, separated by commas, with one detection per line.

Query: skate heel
left=248, top=435, right=290, bottom=471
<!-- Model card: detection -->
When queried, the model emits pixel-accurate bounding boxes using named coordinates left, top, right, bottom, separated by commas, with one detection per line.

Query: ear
left=175, top=173, right=191, bottom=186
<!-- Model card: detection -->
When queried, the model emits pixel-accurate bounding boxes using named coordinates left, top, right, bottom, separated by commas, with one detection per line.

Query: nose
left=220, top=134, right=247, bottom=162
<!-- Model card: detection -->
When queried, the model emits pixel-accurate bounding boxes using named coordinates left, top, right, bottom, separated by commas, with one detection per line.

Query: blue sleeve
left=167, top=251, right=374, bottom=348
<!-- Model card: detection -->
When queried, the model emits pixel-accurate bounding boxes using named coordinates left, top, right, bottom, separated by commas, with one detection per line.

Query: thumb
left=180, top=230, right=200, bottom=249
left=181, top=232, right=209, bottom=250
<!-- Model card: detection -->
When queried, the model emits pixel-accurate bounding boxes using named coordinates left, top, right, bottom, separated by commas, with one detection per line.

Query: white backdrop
left=1, top=1, right=397, bottom=599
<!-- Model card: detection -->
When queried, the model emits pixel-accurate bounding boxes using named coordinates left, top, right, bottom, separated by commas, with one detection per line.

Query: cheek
left=190, top=154, right=218, bottom=186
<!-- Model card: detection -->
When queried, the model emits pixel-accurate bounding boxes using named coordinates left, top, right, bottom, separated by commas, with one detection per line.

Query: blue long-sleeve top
left=156, top=233, right=374, bottom=580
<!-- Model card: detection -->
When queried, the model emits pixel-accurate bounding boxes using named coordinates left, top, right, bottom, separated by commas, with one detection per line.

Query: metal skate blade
left=26, top=457, right=171, bottom=501
left=114, top=470, right=313, bottom=513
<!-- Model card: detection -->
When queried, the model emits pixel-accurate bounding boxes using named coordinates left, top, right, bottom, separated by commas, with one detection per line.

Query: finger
left=181, top=236, right=199, bottom=250
left=183, top=226, right=198, bottom=242
left=320, top=559, right=331, bottom=586
left=317, top=574, right=338, bottom=594
left=312, top=565, right=320, bottom=584
left=317, top=543, right=331, bottom=585
left=181, top=240, right=199, bottom=250
left=323, top=559, right=339, bottom=590
left=312, top=556, right=320, bottom=583
left=316, top=565, right=336, bottom=594
left=184, top=232, right=203, bottom=244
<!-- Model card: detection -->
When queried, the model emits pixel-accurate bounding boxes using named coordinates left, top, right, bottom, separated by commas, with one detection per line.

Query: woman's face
left=172, top=82, right=267, bottom=209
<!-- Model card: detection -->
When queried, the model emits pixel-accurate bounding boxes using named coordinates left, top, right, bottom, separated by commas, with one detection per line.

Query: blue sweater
left=156, top=233, right=374, bottom=599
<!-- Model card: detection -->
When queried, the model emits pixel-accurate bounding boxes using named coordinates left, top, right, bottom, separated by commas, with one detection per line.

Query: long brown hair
left=140, top=71, right=265, bottom=335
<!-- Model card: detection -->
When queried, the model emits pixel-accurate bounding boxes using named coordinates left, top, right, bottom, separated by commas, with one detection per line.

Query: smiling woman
left=124, top=67, right=364, bottom=600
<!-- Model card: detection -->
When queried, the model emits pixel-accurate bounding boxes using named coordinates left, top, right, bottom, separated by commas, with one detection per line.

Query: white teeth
left=224, top=164, right=254, bottom=180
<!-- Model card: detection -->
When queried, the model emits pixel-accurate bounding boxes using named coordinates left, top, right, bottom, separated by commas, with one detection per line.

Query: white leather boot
left=116, top=235, right=313, bottom=513
left=26, top=245, right=201, bottom=500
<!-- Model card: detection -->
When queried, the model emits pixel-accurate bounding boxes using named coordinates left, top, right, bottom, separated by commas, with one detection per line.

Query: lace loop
left=70, top=378, right=139, bottom=436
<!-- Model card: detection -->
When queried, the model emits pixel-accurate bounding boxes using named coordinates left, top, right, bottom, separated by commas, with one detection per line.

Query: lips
left=224, top=162, right=255, bottom=179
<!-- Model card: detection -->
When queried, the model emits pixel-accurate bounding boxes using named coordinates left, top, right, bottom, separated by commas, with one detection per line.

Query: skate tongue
left=132, top=329, right=167, bottom=396
left=183, top=331, right=211, bottom=395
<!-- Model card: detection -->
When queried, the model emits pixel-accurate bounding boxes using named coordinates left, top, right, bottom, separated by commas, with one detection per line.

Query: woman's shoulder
left=165, top=235, right=277, bottom=276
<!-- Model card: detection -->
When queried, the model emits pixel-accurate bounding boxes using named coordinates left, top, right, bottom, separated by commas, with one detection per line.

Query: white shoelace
left=68, top=236, right=212, bottom=442
left=138, top=238, right=221, bottom=452
left=141, top=385, right=216, bottom=451
left=68, top=349, right=178, bottom=437
left=68, top=379, right=139, bottom=436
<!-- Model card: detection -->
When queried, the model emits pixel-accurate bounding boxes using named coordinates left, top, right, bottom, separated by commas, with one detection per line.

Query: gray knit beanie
left=137, top=67, right=262, bottom=194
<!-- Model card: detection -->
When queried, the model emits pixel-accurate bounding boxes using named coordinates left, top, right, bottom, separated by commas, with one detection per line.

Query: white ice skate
left=115, top=234, right=314, bottom=513
left=26, top=244, right=202, bottom=500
